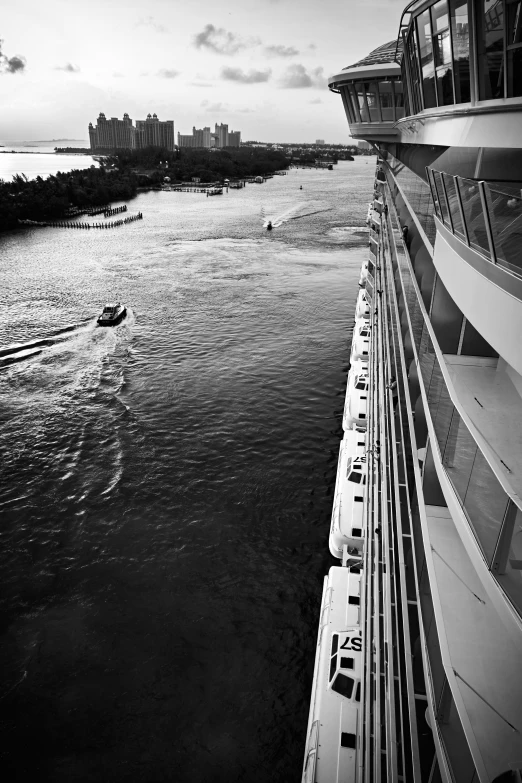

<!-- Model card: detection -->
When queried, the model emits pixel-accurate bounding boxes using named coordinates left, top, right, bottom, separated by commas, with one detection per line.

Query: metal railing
left=427, top=167, right=522, bottom=279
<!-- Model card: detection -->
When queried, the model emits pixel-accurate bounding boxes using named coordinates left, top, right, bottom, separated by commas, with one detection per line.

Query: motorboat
left=97, top=302, right=127, bottom=326
left=267, top=221, right=273, bottom=231
left=302, top=566, right=363, bottom=783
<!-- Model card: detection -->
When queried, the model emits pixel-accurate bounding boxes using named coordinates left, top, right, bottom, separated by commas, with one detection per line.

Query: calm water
left=0, top=160, right=374, bottom=782
left=0, top=141, right=95, bottom=180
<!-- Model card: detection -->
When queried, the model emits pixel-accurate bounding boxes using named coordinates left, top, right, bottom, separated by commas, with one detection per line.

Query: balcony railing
left=427, top=168, right=522, bottom=280
left=386, top=176, right=522, bottom=616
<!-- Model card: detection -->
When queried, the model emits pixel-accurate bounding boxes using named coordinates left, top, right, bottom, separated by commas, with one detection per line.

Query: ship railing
left=426, top=167, right=522, bottom=280
left=387, top=176, right=522, bottom=618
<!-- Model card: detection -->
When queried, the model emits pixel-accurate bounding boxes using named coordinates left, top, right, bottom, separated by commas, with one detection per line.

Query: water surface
left=0, top=160, right=374, bottom=782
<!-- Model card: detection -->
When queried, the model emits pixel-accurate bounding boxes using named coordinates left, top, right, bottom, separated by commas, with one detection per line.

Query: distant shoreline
left=0, top=150, right=95, bottom=156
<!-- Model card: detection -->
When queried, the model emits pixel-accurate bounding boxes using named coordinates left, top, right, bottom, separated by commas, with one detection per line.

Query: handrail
left=427, top=167, right=522, bottom=281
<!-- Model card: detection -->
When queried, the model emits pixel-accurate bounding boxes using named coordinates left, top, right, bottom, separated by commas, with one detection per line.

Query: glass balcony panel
left=432, top=171, right=451, bottom=228
left=497, top=505, right=522, bottom=615
left=507, top=46, right=522, bottom=97
left=463, top=451, right=509, bottom=563
left=442, top=174, right=465, bottom=238
left=432, top=0, right=450, bottom=32
left=477, top=0, right=505, bottom=99
left=427, top=169, right=442, bottom=221
left=340, top=87, right=354, bottom=123
left=450, top=0, right=471, bottom=102
left=484, top=185, right=522, bottom=276
left=458, top=177, right=491, bottom=258
left=417, top=10, right=438, bottom=108
left=355, top=82, right=370, bottom=121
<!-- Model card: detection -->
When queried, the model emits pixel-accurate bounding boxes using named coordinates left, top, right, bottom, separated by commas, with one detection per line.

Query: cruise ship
left=303, top=2, right=522, bottom=781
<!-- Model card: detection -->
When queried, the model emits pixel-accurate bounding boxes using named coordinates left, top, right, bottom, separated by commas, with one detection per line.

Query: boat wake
left=262, top=204, right=332, bottom=228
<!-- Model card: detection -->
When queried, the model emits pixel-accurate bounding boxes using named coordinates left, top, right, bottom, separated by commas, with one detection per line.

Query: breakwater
left=18, top=212, right=143, bottom=229
left=104, top=205, right=127, bottom=218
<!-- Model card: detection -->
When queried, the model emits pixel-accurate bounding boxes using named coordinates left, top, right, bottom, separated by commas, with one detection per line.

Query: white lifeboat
left=302, top=566, right=363, bottom=783
left=350, top=319, right=371, bottom=362
left=343, top=370, right=369, bottom=431
left=329, top=443, right=367, bottom=559
left=354, top=288, right=371, bottom=320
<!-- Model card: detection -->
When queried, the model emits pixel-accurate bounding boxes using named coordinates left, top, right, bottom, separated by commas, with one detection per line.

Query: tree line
left=0, top=147, right=290, bottom=232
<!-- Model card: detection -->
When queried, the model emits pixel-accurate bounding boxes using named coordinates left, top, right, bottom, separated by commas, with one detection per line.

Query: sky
left=0, top=0, right=405, bottom=144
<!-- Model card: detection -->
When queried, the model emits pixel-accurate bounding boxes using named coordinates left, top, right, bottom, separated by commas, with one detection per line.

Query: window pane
left=365, top=82, right=381, bottom=121
left=379, top=80, right=395, bottom=120
left=332, top=673, right=355, bottom=699
left=432, top=0, right=450, bottom=32
left=507, top=0, right=522, bottom=44
left=340, top=87, right=354, bottom=123
left=478, top=0, right=505, bottom=99
left=417, top=10, right=438, bottom=107
left=356, top=82, right=370, bottom=121
left=436, top=64, right=455, bottom=104
left=393, top=80, right=406, bottom=119
left=435, top=29, right=452, bottom=66
left=348, top=84, right=362, bottom=122
left=459, top=177, right=491, bottom=257
left=507, top=46, right=522, bottom=97
left=450, top=0, right=471, bottom=102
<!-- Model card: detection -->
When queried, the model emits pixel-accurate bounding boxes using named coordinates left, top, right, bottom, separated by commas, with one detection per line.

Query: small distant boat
left=254, top=176, right=263, bottom=184
left=300, top=185, right=303, bottom=190
left=97, top=302, right=127, bottom=326
left=267, top=221, right=273, bottom=231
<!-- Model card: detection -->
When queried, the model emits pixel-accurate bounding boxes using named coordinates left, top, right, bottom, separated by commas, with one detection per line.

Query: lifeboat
left=302, top=566, right=363, bottom=783
left=97, top=302, right=127, bottom=326
left=350, top=319, right=371, bottom=362
left=329, top=444, right=368, bottom=559
left=343, top=369, right=369, bottom=431
left=354, top=288, right=371, bottom=320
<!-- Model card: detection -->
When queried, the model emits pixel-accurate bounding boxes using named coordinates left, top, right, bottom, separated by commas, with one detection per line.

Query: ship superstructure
left=304, top=2, right=522, bottom=781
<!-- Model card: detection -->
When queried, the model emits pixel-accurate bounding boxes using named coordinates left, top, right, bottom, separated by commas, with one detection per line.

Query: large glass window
left=356, top=82, right=370, bottom=121
left=442, top=173, right=465, bottom=238
left=365, top=82, right=381, bottom=121
left=348, top=84, right=362, bottom=122
left=432, top=0, right=455, bottom=104
left=379, top=80, right=395, bottom=121
left=507, top=0, right=522, bottom=95
left=340, top=87, right=354, bottom=123
left=478, top=0, right=506, bottom=99
left=407, top=29, right=423, bottom=113
left=459, top=177, right=492, bottom=257
left=417, top=9, right=438, bottom=107
left=393, top=80, right=406, bottom=118
left=450, top=0, right=471, bottom=102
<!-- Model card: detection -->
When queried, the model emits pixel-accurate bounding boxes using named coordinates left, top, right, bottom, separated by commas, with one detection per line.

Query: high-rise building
left=88, top=113, right=174, bottom=151
left=214, top=123, right=229, bottom=148
left=315, top=139, right=325, bottom=145
left=228, top=131, right=241, bottom=147
left=177, top=133, right=195, bottom=147
left=192, top=126, right=211, bottom=148
left=135, top=114, right=175, bottom=151
left=88, top=113, right=136, bottom=150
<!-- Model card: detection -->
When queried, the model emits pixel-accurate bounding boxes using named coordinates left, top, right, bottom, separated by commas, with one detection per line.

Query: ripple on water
left=0, top=160, right=375, bottom=782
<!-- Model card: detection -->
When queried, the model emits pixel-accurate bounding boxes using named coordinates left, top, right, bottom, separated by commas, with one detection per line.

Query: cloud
left=221, top=66, right=271, bottom=84
left=279, top=64, right=326, bottom=89
left=55, top=63, right=80, bottom=73
left=112, top=71, right=124, bottom=78
left=0, top=39, right=26, bottom=74
left=193, top=24, right=258, bottom=55
left=264, top=44, right=299, bottom=58
left=201, top=101, right=229, bottom=113
left=191, top=81, right=213, bottom=87
left=308, top=43, right=317, bottom=50
left=136, top=16, right=167, bottom=33
left=158, top=69, right=179, bottom=79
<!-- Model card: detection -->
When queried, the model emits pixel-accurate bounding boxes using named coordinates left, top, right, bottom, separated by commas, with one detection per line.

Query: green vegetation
left=0, top=147, right=290, bottom=232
